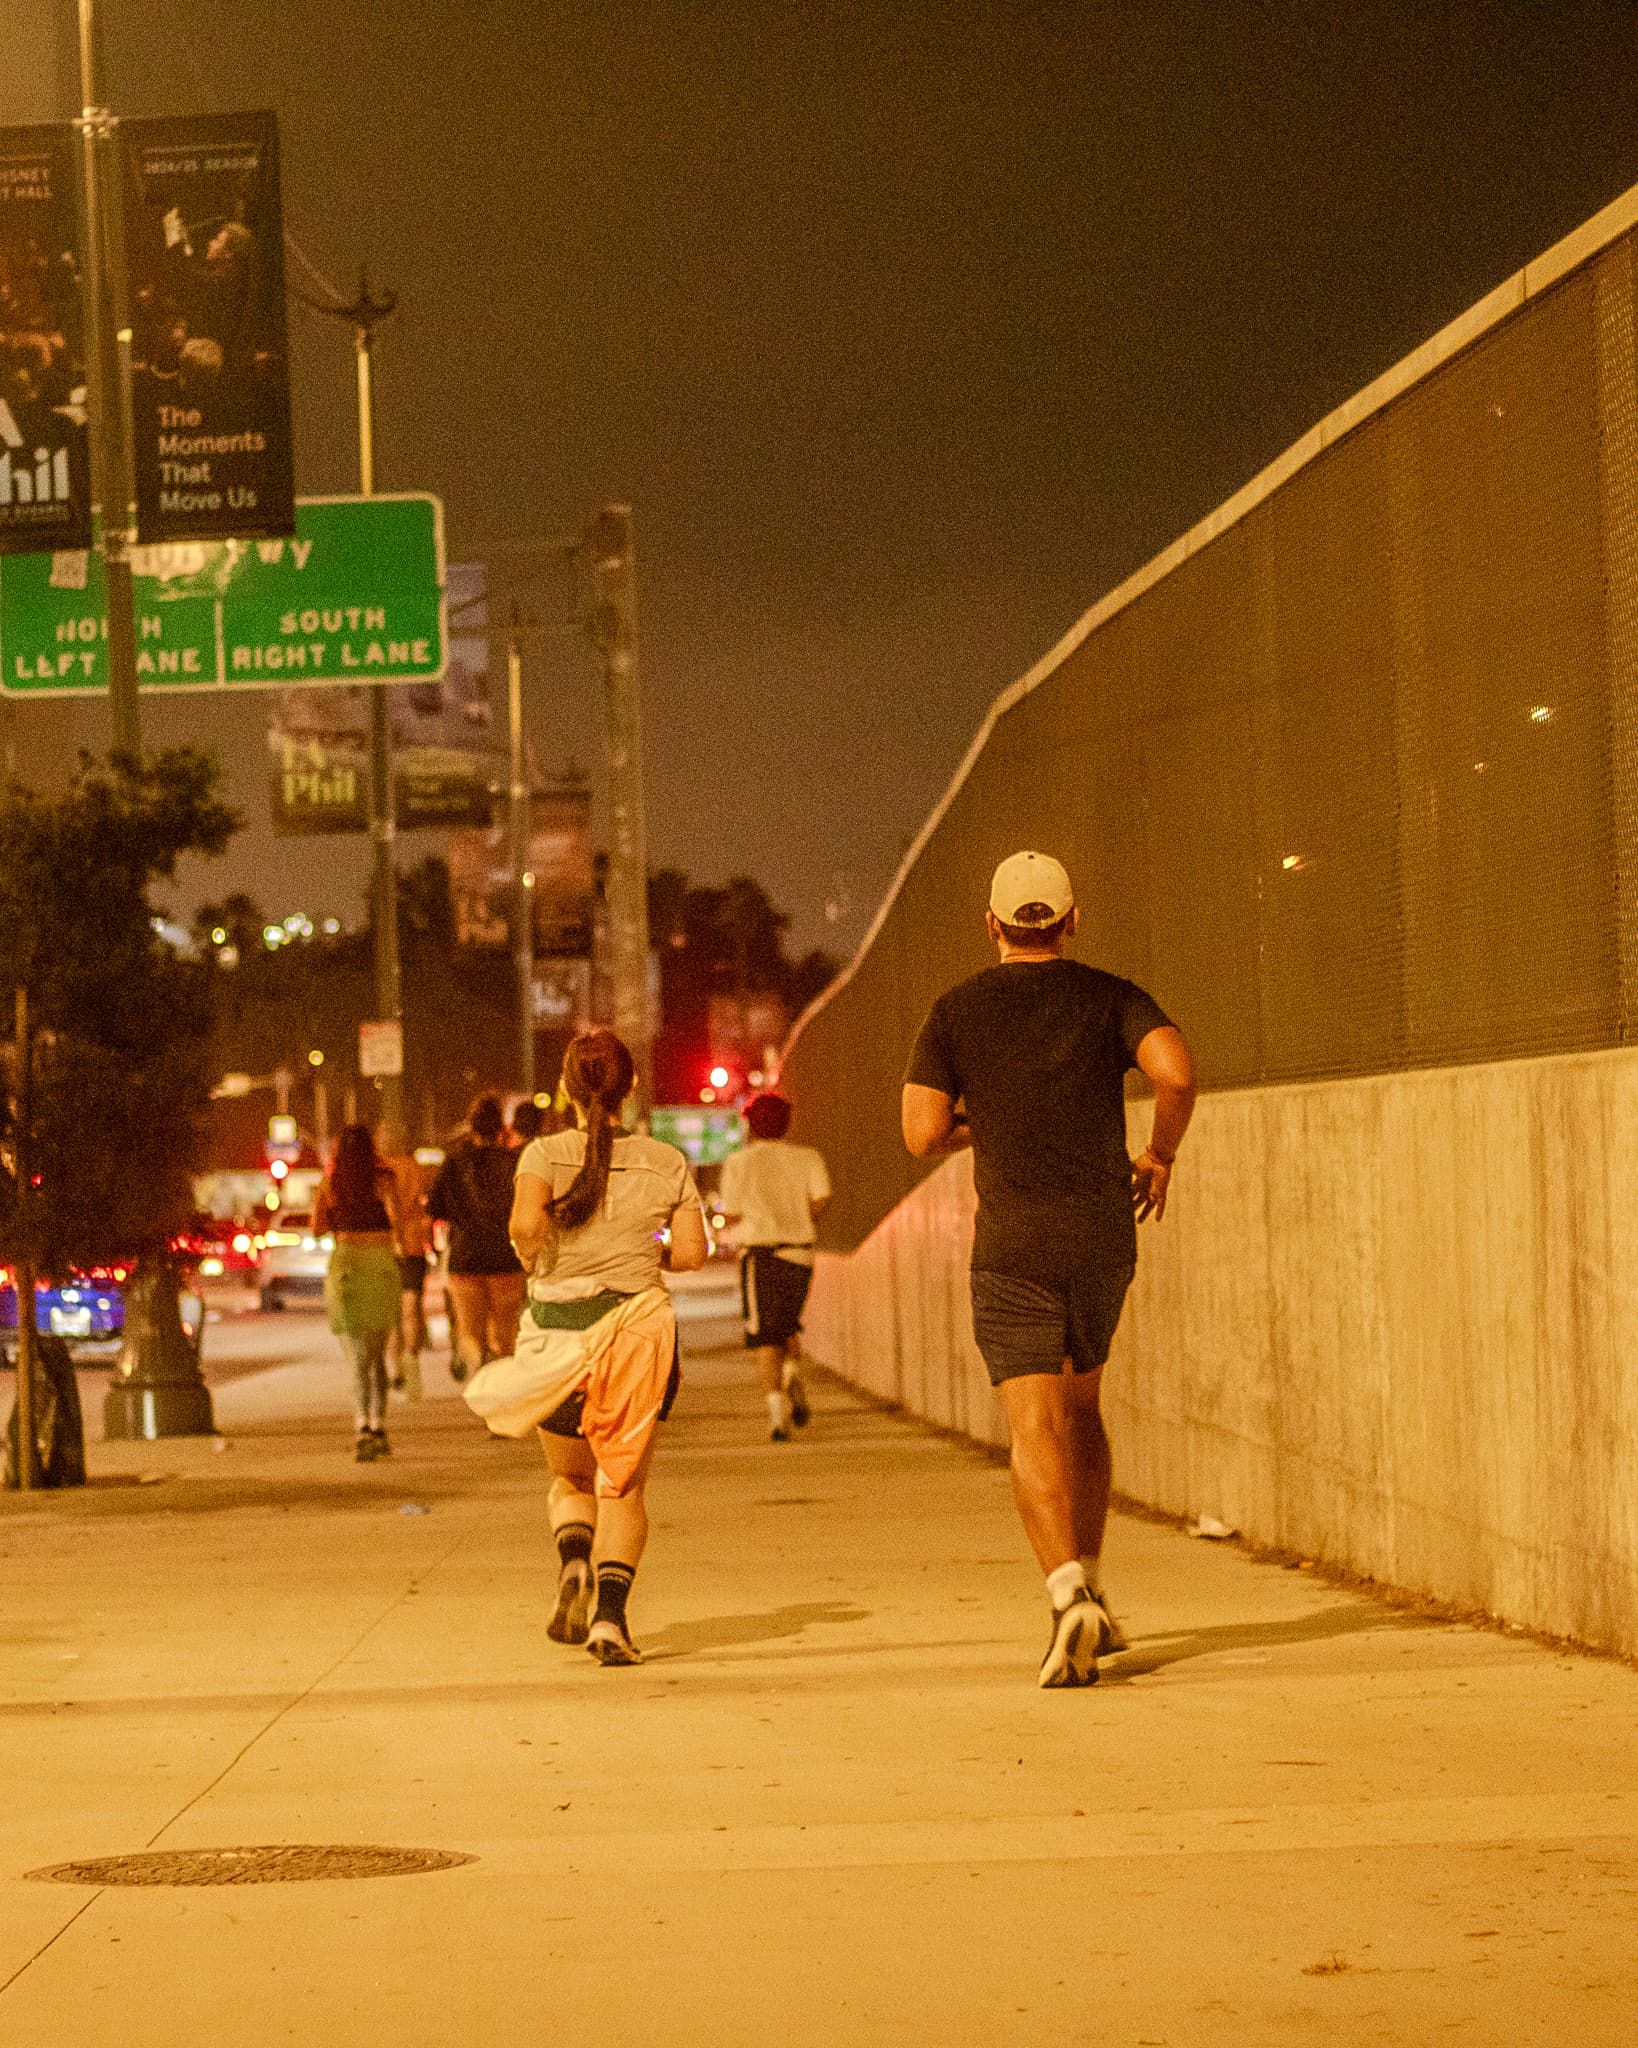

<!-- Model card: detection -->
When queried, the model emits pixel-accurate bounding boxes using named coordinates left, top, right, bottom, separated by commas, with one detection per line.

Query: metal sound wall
left=784, top=223, right=1638, bottom=1253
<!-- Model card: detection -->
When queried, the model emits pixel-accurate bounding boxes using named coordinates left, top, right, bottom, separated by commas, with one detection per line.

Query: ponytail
left=550, top=1030, right=637, bottom=1233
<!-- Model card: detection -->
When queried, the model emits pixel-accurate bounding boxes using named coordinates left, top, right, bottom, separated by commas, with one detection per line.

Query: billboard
left=0, top=124, right=91, bottom=554
left=448, top=781, right=595, bottom=953
left=121, top=110, right=295, bottom=543
left=266, top=558, right=498, bottom=833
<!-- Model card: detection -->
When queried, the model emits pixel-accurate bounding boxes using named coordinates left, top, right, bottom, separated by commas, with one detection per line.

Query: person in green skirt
left=315, top=1124, right=406, bottom=1461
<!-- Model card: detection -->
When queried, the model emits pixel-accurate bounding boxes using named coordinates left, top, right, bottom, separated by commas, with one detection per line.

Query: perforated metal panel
left=786, top=232, right=1638, bottom=1252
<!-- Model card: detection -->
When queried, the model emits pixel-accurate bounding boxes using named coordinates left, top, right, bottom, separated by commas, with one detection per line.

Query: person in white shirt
left=717, top=1093, right=831, bottom=1441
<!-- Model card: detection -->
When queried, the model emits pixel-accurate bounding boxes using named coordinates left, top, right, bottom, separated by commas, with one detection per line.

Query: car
left=256, top=1213, right=332, bottom=1311
left=174, top=1216, right=261, bottom=1284
left=0, top=1264, right=128, bottom=1361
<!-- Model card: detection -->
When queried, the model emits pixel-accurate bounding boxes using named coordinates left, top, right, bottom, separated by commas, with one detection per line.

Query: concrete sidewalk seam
left=0, top=1889, right=105, bottom=2004
left=143, top=1525, right=474, bottom=1853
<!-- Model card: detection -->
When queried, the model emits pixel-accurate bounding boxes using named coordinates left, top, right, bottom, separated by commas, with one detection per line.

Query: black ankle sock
left=594, top=1561, right=636, bottom=1629
left=555, top=1521, right=594, bottom=1570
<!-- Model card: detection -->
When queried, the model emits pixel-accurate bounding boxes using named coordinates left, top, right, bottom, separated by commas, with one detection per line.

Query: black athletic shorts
left=970, top=1263, right=1135, bottom=1386
left=540, top=1344, right=682, bottom=1439
left=396, top=1253, right=428, bottom=1291
left=741, top=1247, right=813, bottom=1349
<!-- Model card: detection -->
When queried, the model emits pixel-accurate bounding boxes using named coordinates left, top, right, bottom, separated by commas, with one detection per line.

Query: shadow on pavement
left=641, top=1600, right=871, bottom=1659
left=1104, top=1599, right=1413, bottom=1682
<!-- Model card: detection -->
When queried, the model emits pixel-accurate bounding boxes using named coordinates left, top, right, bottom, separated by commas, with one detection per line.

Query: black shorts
left=396, top=1254, right=428, bottom=1292
left=970, top=1263, right=1135, bottom=1386
left=540, top=1346, right=682, bottom=1439
left=741, top=1247, right=813, bottom=1349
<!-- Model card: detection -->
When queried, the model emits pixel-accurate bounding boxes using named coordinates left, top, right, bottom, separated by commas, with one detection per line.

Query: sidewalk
left=4, top=1305, right=1637, bottom=2046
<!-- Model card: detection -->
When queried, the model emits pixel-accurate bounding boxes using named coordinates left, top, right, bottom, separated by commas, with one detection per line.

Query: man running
left=901, top=851, right=1195, bottom=1689
left=717, top=1093, right=831, bottom=1441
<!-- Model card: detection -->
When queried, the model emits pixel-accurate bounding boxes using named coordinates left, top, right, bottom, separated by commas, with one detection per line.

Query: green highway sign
left=0, top=493, right=444, bottom=696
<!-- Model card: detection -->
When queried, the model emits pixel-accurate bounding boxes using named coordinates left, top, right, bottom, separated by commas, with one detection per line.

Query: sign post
left=358, top=1020, right=404, bottom=1080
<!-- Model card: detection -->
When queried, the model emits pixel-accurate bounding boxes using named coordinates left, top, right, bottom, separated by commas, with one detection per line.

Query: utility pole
left=307, top=272, right=404, bottom=1130
left=507, top=604, right=537, bottom=1101
left=584, top=505, right=652, bottom=1113
left=76, top=0, right=140, bottom=756
left=12, top=988, right=38, bottom=1490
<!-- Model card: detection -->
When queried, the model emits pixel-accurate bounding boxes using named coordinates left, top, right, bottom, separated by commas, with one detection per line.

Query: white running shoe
left=1038, top=1591, right=1105, bottom=1689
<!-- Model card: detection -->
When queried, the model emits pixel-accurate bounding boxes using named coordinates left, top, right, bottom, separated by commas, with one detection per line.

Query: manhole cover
left=28, top=1845, right=476, bottom=1887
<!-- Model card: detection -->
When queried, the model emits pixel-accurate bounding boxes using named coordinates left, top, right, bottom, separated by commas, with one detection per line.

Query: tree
left=647, top=869, right=839, bottom=1103
left=195, top=856, right=521, bottom=1146
left=1, top=750, right=238, bottom=1482
left=1, top=751, right=238, bottom=1266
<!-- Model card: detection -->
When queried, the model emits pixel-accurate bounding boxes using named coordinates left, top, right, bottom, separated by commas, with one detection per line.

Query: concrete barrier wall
left=804, top=1046, right=1638, bottom=1656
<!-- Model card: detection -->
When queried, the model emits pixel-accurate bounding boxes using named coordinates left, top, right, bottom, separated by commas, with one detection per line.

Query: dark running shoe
left=1038, top=1591, right=1104, bottom=1689
left=786, top=1373, right=812, bottom=1429
left=354, top=1430, right=378, bottom=1463
left=1096, top=1593, right=1129, bottom=1655
left=369, top=1426, right=391, bottom=1457
left=547, top=1559, right=593, bottom=1645
left=587, top=1617, right=641, bottom=1666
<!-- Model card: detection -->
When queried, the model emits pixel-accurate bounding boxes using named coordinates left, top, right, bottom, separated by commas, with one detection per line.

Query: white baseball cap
left=989, top=850, right=1074, bottom=925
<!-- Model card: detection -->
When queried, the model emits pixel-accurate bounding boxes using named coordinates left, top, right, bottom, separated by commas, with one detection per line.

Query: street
left=3, top=1288, right=1636, bottom=2046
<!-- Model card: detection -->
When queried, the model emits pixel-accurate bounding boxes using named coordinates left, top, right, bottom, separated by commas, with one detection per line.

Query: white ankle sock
left=1080, top=1554, right=1104, bottom=1598
left=766, top=1390, right=790, bottom=1429
left=1046, top=1560, right=1088, bottom=1611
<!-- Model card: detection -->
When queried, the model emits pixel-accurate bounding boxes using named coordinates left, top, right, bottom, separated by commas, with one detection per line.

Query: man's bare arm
left=1131, top=1025, right=1196, bottom=1223
left=901, top=1082, right=972, bottom=1159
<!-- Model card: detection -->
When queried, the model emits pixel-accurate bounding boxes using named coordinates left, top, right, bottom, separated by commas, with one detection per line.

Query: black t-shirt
left=905, top=959, right=1173, bottom=1281
left=428, top=1141, right=523, bottom=1276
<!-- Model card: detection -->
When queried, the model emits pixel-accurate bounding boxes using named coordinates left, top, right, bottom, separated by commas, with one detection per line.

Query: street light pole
left=308, top=271, right=405, bottom=1132
left=507, top=605, right=536, bottom=1101
left=12, top=987, right=37, bottom=1490
left=76, top=0, right=140, bottom=756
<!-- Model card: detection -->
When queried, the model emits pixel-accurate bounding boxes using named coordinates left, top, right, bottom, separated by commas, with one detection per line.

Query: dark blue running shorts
left=970, top=1263, right=1136, bottom=1385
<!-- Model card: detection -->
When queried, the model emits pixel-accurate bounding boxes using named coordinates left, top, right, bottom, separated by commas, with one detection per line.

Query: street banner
left=0, top=125, right=91, bottom=555
left=266, top=560, right=500, bottom=833
left=532, top=957, right=592, bottom=1031
left=121, top=110, right=295, bottom=543
left=448, top=782, right=595, bottom=954
left=0, top=492, right=444, bottom=694
left=267, top=722, right=369, bottom=833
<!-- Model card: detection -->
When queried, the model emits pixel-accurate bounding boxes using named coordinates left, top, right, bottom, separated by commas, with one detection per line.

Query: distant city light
left=700, top=1086, right=717, bottom=1104
left=263, top=925, right=284, bottom=947
left=1529, top=705, right=1553, bottom=723
left=709, top=1066, right=730, bottom=1088
left=211, top=926, right=227, bottom=945
left=308, top=1049, right=324, bottom=1067
left=322, top=917, right=341, bottom=935
left=1281, top=854, right=1305, bottom=872
left=269, top=1159, right=289, bottom=1180
left=748, top=1069, right=765, bottom=1088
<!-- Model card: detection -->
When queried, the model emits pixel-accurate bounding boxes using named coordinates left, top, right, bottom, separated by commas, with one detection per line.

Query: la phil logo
left=0, top=399, right=74, bottom=516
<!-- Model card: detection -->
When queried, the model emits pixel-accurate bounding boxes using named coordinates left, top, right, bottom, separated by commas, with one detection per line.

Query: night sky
left=17, top=2, right=1638, bottom=953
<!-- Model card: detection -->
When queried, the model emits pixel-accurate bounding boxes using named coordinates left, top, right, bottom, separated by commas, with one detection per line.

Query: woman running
left=428, top=1093, right=527, bottom=1382
left=468, top=1030, right=708, bottom=1665
left=315, top=1124, right=404, bottom=1461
